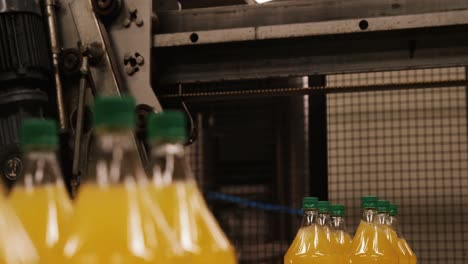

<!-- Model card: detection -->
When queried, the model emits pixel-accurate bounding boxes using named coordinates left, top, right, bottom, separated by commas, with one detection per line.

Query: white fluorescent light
left=255, top=0, right=274, bottom=3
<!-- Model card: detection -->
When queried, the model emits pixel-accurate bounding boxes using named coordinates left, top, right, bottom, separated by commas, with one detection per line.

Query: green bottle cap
left=147, top=111, right=187, bottom=143
left=389, top=203, right=398, bottom=216
left=317, top=201, right=330, bottom=213
left=361, top=196, right=378, bottom=208
left=302, top=197, right=318, bottom=209
left=330, top=204, right=346, bottom=216
left=20, top=119, right=58, bottom=149
left=377, top=200, right=390, bottom=213
left=92, top=96, right=136, bottom=129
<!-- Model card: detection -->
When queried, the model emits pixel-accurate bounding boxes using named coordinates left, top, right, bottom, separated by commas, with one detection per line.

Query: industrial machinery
left=0, top=0, right=467, bottom=263
left=0, top=0, right=51, bottom=188
left=0, top=0, right=163, bottom=191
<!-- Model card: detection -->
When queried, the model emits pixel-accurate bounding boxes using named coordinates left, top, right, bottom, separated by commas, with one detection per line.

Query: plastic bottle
left=317, top=201, right=334, bottom=242
left=388, top=204, right=417, bottom=264
left=146, top=111, right=236, bottom=264
left=0, top=194, right=39, bottom=263
left=376, top=200, right=408, bottom=263
left=346, top=196, right=399, bottom=264
left=330, top=204, right=352, bottom=254
left=63, top=96, right=182, bottom=264
left=284, top=197, right=337, bottom=264
left=9, top=119, right=73, bottom=263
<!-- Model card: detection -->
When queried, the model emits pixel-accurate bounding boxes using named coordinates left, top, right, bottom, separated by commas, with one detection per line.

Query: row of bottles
left=285, top=196, right=417, bottom=264
left=0, top=96, right=237, bottom=263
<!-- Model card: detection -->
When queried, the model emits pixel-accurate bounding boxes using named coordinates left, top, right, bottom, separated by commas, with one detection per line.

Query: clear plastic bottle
left=284, top=197, right=337, bottom=264
left=376, top=200, right=408, bottom=263
left=63, top=96, right=182, bottom=264
left=330, top=204, right=352, bottom=255
left=388, top=204, right=417, bottom=264
left=346, top=196, right=399, bottom=264
left=0, top=194, right=39, bottom=263
left=9, top=119, right=73, bottom=263
left=146, top=111, right=236, bottom=264
left=316, top=201, right=334, bottom=242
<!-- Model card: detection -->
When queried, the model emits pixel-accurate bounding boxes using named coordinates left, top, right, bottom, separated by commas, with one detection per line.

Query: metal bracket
left=101, top=0, right=162, bottom=112
left=59, top=0, right=121, bottom=96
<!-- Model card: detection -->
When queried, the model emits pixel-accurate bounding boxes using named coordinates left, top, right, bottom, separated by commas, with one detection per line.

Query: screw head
left=123, top=18, right=131, bottom=27
left=128, top=6, right=137, bottom=14
left=125, top=65, right=135, bottom=75
left=135, top=18, right=144, bottom=27
left=123, top=54, right=132, bottom=64
left=135, top=55, right=144, bottom=65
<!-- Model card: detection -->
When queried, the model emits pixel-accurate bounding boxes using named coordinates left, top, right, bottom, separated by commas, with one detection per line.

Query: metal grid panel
left=327, top=68, right=468, bottom=264
left=327, top=67, right=466, bottom=87
left=185, top=98, right=306, bottom=264
left=184, top=67, right=468, bottom=264
left=214, top=186, right=291, bottom=264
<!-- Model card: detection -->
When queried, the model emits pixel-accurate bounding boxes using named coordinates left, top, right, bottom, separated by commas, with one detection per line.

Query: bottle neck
left=16, top=149, right=63, bottom=188
left=149, top=141, right=193, bottom=186
left=87, top=128, right=146, bottom=186
left=375, top=212, right=390, bottom=225
left=362, top=208, right=377, bottom=223
left=317, top=212, right=333, bottom=228
left=388, top=215, right=404, bottom=237
left=301, top=209, right=319, bottom=227
left=331, top=216, right=347, bottom=232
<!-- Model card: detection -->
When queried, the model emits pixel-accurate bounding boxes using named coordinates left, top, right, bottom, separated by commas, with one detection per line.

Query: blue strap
left=206, top=191, right=303, bottom=216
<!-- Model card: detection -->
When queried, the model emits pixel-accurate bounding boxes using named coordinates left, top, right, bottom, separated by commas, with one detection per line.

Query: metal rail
left=158, top=80, right=468, bottom=100
left=155, top=0, right=468, bottom=33
left=153, top=0, right=468, bottom=86
left=155, top=10, right=468, bottom=47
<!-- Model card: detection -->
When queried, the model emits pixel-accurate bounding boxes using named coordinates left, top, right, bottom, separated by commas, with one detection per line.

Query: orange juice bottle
left=346, top=196, right=399, bottom=264
left=9, top=119, right=73, bottom=263
left=146, top=111, right=236, bottom=264
left=388, top=203, right=417, bottom=264
left=63, top=96, right=183, bottom=264
left=0, top=194, right=39, bottom=263
left=376, top=200, right=408, bottom=263
left=330, top=204, right=352, bottom=254
left=284, top=197, right=337, bottom=264
left=317, top=201, right=334, bottom=242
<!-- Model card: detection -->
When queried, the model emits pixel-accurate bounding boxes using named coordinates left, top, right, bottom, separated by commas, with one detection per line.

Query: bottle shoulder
left=66, top=183, right=200, bottom=262
left=288, top=225, right=335, bottom=255
left=348, top=220, right=400, bottom=257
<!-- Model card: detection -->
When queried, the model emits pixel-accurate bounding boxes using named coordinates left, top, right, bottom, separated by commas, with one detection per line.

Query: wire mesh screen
left=327, top=67, right=468, bottom=264
left=185, top=98, right=306, bottom=264
left=182, top=67, right=468, bottom=264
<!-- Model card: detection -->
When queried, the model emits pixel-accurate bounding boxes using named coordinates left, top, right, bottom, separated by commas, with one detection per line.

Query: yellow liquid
left=385, top=227, right=410, bottom=264
left=332, top=230, right=352, bottom=254
left=148, top=181, right=237, bottom=264
left=332, top=231, right=352, bottom=264
left=385, top=227, right=417, bottom=264
left=284, top=225, right=338, bottom=264
left=0, top=197, right=39, bottom=263
left=63, top=183, right=184, bottom=264
left=346, top=221, right=399, bottom=264
left=400, top=238, right=417, bottom=264
left=9, top=184, right=72, bottom=263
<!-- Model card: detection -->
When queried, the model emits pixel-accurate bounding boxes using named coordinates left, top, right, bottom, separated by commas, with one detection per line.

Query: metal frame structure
left=153, top=0, right=468, bottom=87
left=153, top=4, right=468, bottom=263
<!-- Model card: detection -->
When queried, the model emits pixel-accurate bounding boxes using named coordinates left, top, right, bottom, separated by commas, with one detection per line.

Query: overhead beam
left=155, top=25, right=468, bottom=85
left=155, top=9, right=468, bottom=47
left=153, top=0, right=468, bottom=85
left=155, top=0, right=468, bottom=33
